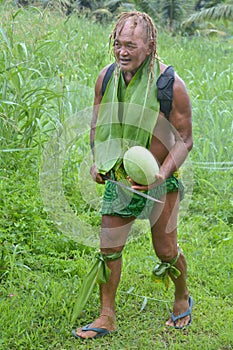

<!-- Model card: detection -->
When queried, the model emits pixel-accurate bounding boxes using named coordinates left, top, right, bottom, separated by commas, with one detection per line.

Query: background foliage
left=0, top=1, right=233, bottom=349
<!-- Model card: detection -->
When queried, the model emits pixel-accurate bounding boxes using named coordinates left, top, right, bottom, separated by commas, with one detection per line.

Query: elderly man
left=73, top=11, right=193, bottom=339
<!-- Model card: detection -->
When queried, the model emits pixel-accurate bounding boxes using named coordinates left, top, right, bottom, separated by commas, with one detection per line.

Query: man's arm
left=90, top=64, right=112, bottom=183
left=158, top=74, right=193, bottom=181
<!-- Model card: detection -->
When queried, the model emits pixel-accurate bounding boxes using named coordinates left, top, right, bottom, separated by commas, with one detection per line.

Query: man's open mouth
left=119, top=58, right=131, bottom=64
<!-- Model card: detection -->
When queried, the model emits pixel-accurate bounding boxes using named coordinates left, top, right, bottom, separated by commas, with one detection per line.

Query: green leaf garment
left=71, top=252, right=122, bottom=322
left=94, top=56, right=160, bottom=174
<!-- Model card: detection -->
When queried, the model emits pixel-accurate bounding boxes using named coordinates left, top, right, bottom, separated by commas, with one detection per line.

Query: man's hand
left=90, top=164, right=106, bottom=184
left=127, top=172, right=166, bottom=191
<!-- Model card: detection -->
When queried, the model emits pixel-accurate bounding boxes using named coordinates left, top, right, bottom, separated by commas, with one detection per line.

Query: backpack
left=101, top=63, right=175, bottom=119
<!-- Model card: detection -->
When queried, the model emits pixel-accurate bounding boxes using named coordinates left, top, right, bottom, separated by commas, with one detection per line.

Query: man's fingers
left=96, top=174, right=105, bottom=184
left=131, top=174, right=165, bottom=191
left=90, top=164, right=105, bottom=184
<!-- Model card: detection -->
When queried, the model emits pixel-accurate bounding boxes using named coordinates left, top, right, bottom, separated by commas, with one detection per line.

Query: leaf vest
left=94, top=56, right=160, bottom=174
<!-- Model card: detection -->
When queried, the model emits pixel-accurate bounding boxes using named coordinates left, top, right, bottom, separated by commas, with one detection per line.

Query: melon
left=123, top=146, right=159, bottom=185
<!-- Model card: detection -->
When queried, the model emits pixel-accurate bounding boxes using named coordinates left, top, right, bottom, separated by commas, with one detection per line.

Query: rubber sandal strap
left=171, top=296, right=193, bottom=323
left=82, top=325, right=110, bottom=334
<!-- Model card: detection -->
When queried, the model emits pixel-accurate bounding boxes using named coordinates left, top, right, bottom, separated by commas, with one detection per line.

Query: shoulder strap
left=101, top=63, right=175, bottom=119
left=101, top=63, right=116, bottom=97
left=156, top=65, right=175, bottom=119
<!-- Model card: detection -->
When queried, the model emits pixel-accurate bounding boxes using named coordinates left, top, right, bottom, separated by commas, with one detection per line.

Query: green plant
left=0, top=3, right=233, bottom=349
left=186, top=3, right=233, bottom=22
left=162, top=0, right=184, bottom=32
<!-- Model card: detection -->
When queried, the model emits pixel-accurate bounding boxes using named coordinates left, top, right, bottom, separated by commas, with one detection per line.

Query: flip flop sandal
left=72, top=324, right=115, bottom=340
left=170, top=296, right=193, bottom=329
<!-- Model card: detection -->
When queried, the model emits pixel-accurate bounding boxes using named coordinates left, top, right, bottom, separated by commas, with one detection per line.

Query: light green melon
left=123, top=146, right=159, bottom=185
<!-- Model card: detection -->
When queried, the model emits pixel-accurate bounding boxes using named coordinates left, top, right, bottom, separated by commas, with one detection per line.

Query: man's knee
left=101, top=246, right=124, bottom=255
left=155, top=245, right=179, bottom=262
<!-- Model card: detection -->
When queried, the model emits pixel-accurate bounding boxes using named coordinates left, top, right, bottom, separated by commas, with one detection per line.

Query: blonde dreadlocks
left=109, top=11, right=158, bottom=81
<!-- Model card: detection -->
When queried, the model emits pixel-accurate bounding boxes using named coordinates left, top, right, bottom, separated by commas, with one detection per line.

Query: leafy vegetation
left=184, top=3, right=233, bottom=24
left=12, top=0, right=233, bottom=36
left=182, top=0, right=233, bottom=36
left=0, top=2, right=233, bottom=349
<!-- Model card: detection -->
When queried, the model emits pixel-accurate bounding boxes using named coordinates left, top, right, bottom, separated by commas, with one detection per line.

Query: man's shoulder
left=95, top=63, right=113, bottom=95
left=158, top=61, right=175, bottom=78
left=95, top=63, right=114, bottom=97
left=98, top=64, right=115, bottom=82
left=159, top=61, right=187, bottom=90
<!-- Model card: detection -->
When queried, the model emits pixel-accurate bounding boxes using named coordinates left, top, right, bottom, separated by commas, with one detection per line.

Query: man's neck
left=122, top=71, right=135, bottom=85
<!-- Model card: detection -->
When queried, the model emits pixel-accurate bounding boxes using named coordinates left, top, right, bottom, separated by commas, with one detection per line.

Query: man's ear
left=147, top=40, right=154, bottom=55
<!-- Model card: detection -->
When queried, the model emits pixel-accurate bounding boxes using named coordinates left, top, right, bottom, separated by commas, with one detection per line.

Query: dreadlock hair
left=109, top=11, right=158, bottom=81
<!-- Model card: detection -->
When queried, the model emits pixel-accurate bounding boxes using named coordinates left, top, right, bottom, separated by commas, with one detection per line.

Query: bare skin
left=74, top=17, right=193, bottom=339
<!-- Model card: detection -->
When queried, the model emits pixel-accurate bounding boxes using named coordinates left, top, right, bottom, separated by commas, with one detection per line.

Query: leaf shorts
left=101, top=168, right=184, bottom=219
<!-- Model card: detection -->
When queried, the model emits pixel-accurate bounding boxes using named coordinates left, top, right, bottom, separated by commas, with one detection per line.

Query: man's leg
left=74, top=215, right=135, bottom=339
left=149, top=191, right=190, bottom=328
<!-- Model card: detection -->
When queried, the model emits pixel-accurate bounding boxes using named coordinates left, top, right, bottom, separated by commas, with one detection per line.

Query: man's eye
left=127, top=44, right=136, bottom=49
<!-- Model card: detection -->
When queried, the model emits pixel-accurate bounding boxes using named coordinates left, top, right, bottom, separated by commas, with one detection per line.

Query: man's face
left=113, top=20, right=152, bottom=74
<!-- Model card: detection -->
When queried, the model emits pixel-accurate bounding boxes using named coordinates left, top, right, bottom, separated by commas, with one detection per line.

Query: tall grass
left=0, top=3, right=110, bottom=153
left=0, top=3, right=232, bottom=350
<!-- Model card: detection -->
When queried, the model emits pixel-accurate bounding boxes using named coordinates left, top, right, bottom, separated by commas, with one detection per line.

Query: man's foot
left=72, top=314, right=116, bottom=340
left=166, top=296, right=193, bottom=329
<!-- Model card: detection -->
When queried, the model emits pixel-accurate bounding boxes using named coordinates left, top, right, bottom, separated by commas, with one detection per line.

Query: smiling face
left=113, top=19, right=152, bottom=74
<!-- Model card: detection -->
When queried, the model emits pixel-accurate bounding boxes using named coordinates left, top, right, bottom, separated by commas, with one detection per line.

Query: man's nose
left=119, top=46, right=129, bottom=55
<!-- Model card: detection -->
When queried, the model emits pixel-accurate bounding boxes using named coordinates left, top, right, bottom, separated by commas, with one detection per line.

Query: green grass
left=1, top=2, right=233, bottom=350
